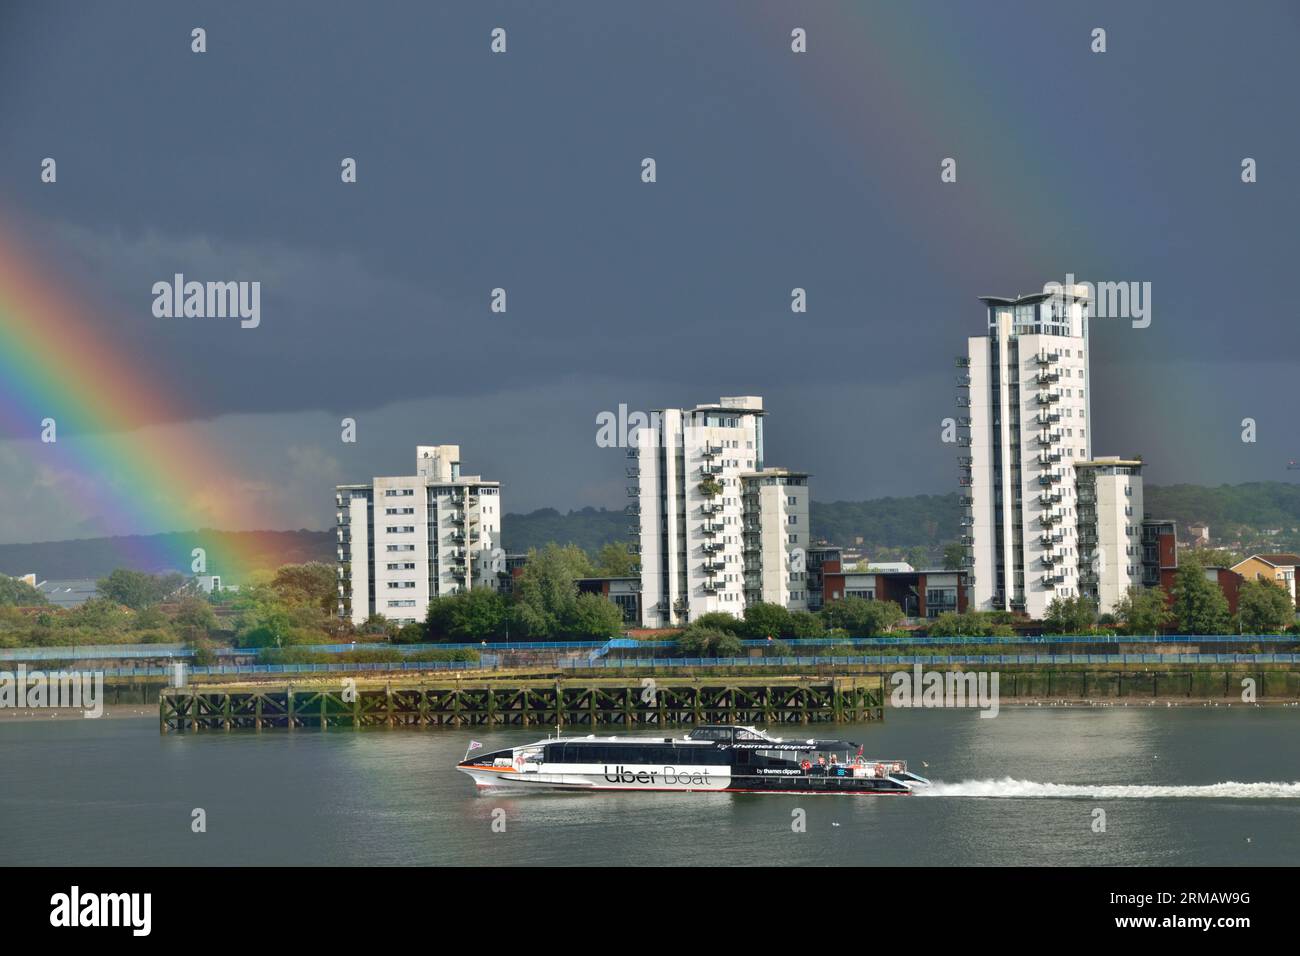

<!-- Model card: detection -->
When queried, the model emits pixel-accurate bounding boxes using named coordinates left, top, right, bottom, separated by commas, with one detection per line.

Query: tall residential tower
left=632, top=396, right=809, bottom=628
left=959, top=287, right=1092, bottom=618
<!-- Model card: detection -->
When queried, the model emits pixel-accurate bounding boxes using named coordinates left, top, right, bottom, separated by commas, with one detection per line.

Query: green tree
left=927, top=610, right=1015, bottom=638
left=1112, top=586, right=1173, bottom=635
left=690, top=611, right=743, bottom=634
left=0, top=575, right=47, bottom=607
left=677, top=625, right=744, bottom=658
left=819, top=596, right=904, bottom=635
left=511, top=543, right=606, bottom=638
left=941, top=543, right=965, bottom=571
left=393, top=621, right=426, bottom=644
left=592, top=542, right=639, bottom=578
left=1237, top=578, right=1295, bottom=633
left=96, top=569, right=183, bottom=610
left=905, top=547, right=931, bottom=570
left=1041, top=595, right=1098, bottom=634
left=173, top=596, right=216, bottom=639
left=270, top=562, right=337, bottom=612
left=563, top=592, right=625, bottom=638
left=787, top=610, right=825, bottom=638
left=1170, top=563, right=1231, bottom=634
left=426, top=589, right=511, bottom=641
left=739, top=602, right=794, bottom=639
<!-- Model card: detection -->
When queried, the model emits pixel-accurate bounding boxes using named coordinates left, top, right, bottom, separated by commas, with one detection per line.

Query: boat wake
left=918, top=778, right=1300, bottom=799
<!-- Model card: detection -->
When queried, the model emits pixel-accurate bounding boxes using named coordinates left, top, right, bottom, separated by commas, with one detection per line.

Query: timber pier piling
left=159, top=675, right=886, bottom=732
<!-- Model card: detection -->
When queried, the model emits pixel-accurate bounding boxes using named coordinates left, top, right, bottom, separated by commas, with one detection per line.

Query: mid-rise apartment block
left=1074, top=458, right=1145, bottom=612
left=336, top=445, right=502, bottom=626
left=632, top=396, right=809, bottom=628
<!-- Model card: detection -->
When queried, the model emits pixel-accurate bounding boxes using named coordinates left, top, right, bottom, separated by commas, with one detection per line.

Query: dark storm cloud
left=0, top=0, right=1297, bottom=532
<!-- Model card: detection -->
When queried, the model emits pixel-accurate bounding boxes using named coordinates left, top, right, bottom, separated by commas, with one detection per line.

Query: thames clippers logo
left=603, top=765, right=711, bottom=786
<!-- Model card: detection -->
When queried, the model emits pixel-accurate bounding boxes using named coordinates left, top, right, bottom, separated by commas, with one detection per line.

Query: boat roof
left=516, top=726, right=862, bottom=751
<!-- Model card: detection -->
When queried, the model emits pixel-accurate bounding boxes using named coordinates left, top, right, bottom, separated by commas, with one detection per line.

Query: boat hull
left=458, top=764, right=916, bottom=795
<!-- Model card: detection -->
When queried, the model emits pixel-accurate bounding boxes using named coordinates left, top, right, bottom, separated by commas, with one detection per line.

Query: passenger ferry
left=457, top=725, right=930, bottom=795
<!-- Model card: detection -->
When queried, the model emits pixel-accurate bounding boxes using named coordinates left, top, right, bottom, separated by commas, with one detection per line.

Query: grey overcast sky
left=1, top=0, right=1298, bottom=542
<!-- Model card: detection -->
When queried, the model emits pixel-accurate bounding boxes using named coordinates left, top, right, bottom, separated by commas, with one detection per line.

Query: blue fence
left=561, top=653, right=1300, bottom=668
left=11, top=653, right=1300, bottom=679
left=68, top=660, right=482, bottom=678
left=4, top=633, right=1297, bottom=665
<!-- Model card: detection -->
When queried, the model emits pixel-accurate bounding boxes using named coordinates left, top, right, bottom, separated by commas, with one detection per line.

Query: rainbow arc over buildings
left=0, top=221, right=277, bottom=581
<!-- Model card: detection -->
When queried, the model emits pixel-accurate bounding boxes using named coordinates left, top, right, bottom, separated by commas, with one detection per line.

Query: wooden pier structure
left=159, top=675, right=886, bottom=732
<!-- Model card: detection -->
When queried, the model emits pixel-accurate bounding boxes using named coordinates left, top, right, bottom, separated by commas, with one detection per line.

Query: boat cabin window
left=688, top=727, right=732, bottom=742
left=734, top=728, right=771, bottom=742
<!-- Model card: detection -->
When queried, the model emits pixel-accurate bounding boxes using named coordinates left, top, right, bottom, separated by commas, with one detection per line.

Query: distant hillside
left=0, top=530, right=334, bottom=581
left=502, top=507, right=628, bottom=554
left=1143, top=482, right=1300, bottom=533
left=5, top=483, right=1298, bottom=580
left=811, top=495, right=962, bottom=551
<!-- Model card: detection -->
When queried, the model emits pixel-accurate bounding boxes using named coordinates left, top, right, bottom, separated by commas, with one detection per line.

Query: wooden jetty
left=159, top=674, right=886, bottom=732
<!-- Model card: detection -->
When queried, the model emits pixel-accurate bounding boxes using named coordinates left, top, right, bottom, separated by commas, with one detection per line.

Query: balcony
left=955, top=356, right=971, bottom=368
left=626, top=486, right=640, bottom=497
left=1038, top=450, right=1062, bottom=465
left=701, top=582, right=719, bottom=594
left=701, top=541, right=721, bottom=554
left=626, top=467, right=640, bottom=478
left=1036, top=391, right=1062, bottom=405
left=1041, top=572, right=1065, bottom=586
left=956, top=416, right=972, bottom=428
left=960, top=515, right=974, bottom=527
left=959, top=535, right=975, bottom=547
left=1039, top=532, right=1064, bottom=546
left=1042, top=552, right=1059, bottom=567
left=1041, top=510, right=1062, bottom=527
left=956, top=374, right=972, bottom=388
left=1036, top=370, right=1060, bottom=385
left=700, top=501, right=722, bottom=515
left=960, top=495, right=974, bottom=507
left=701, top=443, right=723, bottom=458
left=955, top=396, right=971, bottom=407
left=624, top=503, right=640, bottom=516
left=1037, top=472, right=1062, bottom=486
left=626, top=448, right=639, bottom=459
left=628, top=543, right=642, bottom=555
left=700, top=523, right=723, bottom=536
left=1036, top=411, right=1061, bottom=425
left=1037, top=431, right=1062, bottom=446
left=1035, top=350, right=1060, bottom=366
left=702, top=560, right=726, bottom=573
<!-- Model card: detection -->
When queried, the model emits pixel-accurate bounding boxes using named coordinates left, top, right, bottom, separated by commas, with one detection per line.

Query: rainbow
left=0, top=216, right=281, bottom=582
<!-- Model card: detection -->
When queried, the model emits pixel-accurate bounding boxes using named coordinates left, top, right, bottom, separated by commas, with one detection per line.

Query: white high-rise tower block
left=959, top=287, right=1093, bottom=619
left=632, top=396, right=810, bottom=628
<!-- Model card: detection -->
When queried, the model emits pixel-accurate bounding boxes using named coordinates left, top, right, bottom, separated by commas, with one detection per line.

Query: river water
left=2, top=707, right=1298, bottom=865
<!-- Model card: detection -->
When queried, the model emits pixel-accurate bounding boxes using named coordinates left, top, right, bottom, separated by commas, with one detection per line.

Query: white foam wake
left=918, top=778, right=1300, bottom=799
